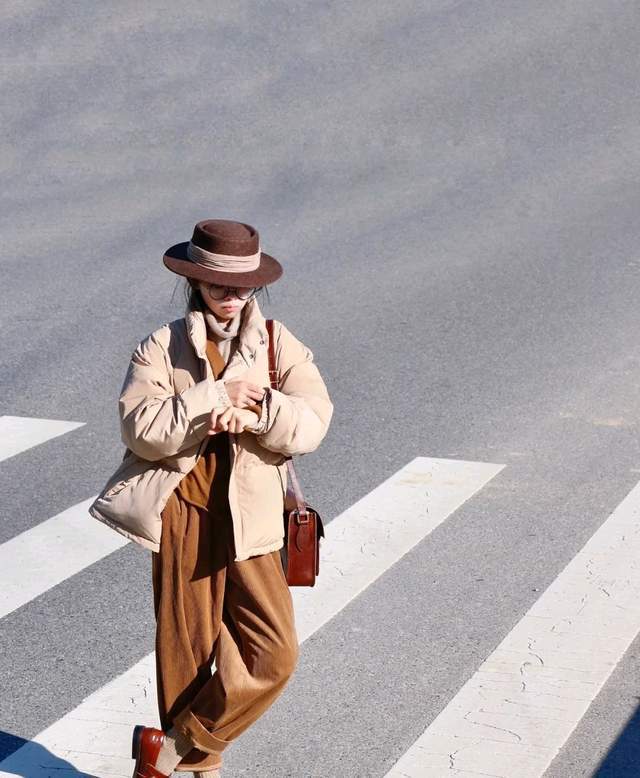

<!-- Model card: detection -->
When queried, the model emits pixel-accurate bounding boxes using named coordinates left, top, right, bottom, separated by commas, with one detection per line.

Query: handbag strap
left=265, top=319, right=308, bottom=517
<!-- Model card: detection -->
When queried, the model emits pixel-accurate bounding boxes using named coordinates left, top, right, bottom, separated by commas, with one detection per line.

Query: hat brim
left=163, top=242, right=283, bottom=287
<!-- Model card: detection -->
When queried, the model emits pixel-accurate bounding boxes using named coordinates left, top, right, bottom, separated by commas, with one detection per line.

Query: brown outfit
left=151, top=336, right=299, bottom=774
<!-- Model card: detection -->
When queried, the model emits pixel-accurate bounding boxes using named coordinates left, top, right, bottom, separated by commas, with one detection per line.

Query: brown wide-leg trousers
left=151, top=483, right=299, bottom=773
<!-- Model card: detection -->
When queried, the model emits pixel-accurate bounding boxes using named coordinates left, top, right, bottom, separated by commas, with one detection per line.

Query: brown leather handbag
left=266, top=319, right=325, bottom=586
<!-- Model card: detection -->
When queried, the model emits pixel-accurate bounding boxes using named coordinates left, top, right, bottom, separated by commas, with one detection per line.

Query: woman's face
left=196, top=281, right=253, bottom=321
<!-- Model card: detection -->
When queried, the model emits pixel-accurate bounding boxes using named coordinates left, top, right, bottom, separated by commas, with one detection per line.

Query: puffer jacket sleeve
left=255, top=321, right=333, bottom=456
left=118, top=326, right=232, bottom=461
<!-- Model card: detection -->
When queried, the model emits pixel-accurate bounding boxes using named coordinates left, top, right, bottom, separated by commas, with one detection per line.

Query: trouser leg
left=172, top=547, right=300, bottom=755
left=153, top=489, right=299, bottom=767
left=152, top=491, right=227, bottom=773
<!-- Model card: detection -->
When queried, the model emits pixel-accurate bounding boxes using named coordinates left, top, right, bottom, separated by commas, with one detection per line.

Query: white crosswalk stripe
left=0, top=456, right=503, bottom=778
left=383, top=478, right=640, bottom=778
left=0, top=415, right=85, bottom=463
left=0, top=497, right=128, bottom=619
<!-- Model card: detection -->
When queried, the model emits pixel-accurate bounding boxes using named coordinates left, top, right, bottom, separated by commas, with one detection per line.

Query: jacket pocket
left=100, top=455, right=151, bottom=498
left=104, top=478, right=128, bottom=498
left=92, top=462, right=182, bottom=547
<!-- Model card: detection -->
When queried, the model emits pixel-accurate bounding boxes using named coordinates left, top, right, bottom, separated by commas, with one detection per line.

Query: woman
left=89, top=219, right=333, bottom=777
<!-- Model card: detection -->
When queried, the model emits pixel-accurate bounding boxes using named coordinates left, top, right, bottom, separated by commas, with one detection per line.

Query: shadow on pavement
left=0, top=730, right=101, bottom=777
left=594, top=700, right=640, bottom=777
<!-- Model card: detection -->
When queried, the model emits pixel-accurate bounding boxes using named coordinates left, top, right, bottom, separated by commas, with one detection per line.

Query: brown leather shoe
left=131, top=725, right=170, bottom=778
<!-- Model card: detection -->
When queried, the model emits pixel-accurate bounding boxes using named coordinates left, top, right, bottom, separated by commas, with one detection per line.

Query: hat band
left=187, top=242, right=261, bottom=273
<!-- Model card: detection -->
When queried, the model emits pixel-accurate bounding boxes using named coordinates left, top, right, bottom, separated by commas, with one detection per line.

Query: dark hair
left=171, top=277, right=271, bottom=314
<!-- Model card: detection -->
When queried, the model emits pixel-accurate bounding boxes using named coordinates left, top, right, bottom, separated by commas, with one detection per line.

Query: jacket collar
left=185, top=297, right=269, bottom=379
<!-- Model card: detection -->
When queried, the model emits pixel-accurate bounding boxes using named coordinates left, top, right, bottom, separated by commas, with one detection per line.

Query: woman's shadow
left=0, top=731, right=101, bottom=777
left=593, top=700, right=640, bottom=777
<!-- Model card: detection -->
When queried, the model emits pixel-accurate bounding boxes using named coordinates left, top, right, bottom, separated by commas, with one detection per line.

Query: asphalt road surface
left=2, top=2, right=640, bottom=776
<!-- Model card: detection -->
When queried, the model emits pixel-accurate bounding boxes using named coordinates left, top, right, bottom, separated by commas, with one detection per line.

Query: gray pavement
left=2, top=1, right=640, bottom=776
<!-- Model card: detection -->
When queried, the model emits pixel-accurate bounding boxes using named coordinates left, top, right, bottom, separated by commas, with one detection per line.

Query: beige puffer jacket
left=89, top=297, right=333, bottom=559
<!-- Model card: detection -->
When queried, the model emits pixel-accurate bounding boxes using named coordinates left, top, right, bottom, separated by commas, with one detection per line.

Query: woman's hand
left=207, top=406, right=260, bottom=435
left=223, top=378, right=265, bottom=408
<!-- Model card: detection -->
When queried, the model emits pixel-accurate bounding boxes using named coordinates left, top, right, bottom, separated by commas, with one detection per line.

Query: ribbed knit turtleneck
left=201, top=301, right=269, bottom=434
left=203, top=309, right=242, bottom=363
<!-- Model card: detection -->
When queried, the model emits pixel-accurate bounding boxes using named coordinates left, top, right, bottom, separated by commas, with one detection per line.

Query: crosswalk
left=0, top=416, right=85, bottom=464
left=0, top=498, right=127, bottom=619
left=0, top=415, right=638, bottom=777
left=384, top=480, right=640, bottom=778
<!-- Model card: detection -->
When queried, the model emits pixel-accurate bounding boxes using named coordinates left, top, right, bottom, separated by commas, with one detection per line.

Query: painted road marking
left=290, top=456, right=505, bottom=641
left=0, top=497, right=128, bottom=619
left=0, top=415, right=85, bottom=463
left=384, top=479, right=640, bottom=778
left=0, top=456, right=503, bottom=778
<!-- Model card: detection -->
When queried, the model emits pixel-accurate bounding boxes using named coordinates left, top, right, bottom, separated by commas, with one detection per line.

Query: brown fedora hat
left=163, top=219, right=283, bottom=287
